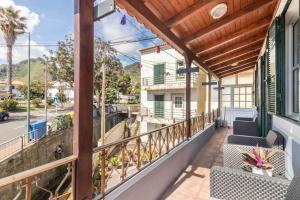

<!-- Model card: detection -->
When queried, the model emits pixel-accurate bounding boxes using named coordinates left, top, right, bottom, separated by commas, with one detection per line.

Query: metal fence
left=0, top=130, right=38, bottom=161
left=141, top=107, right=198, bottom=120
left=142, top=74, right=198, bottom=88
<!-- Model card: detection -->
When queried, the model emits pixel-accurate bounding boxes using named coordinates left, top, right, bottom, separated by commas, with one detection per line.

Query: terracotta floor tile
left=162, top=128, right=230, bottom=200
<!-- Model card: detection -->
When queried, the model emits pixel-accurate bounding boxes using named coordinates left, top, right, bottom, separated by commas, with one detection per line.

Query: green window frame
left=154, top=95, right=164, bottom=118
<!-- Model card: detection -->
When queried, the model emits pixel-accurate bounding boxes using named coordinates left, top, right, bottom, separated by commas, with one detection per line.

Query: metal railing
left=0, top=130, right=38, bottom=161
left=141, top=107, right=198, bottom=121
left=142, top=74, right=198, bottom=89
left=0, top=109, right=219, bottom=199
left=0, top=155, right=77, bottom=200
left=92, top=109, right=217, bottom=198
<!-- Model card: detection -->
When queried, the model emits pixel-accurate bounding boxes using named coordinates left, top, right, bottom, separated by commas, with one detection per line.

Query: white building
left=139, top=45, right=205, bottom=133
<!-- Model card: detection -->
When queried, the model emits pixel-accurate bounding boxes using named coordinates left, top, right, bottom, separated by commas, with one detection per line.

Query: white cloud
left=0, top=0, right=48, bottom=64
left=0, top=0, right=40, bottom=33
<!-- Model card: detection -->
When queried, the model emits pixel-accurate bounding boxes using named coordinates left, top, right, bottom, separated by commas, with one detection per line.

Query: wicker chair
left=228, top=130, right=285, bottom=150
left=233, top=117, right=258, bottom=136
left=210, top=166, right=300, bottom=200
left=223, top=144, right=286, bottom=177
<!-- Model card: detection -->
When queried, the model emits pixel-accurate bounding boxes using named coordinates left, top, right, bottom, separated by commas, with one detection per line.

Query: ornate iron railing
left=92, top=110, right=217, bottom=198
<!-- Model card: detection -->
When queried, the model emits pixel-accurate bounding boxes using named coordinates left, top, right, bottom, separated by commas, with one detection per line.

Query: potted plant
left=239, top=146, right=275, bottom=177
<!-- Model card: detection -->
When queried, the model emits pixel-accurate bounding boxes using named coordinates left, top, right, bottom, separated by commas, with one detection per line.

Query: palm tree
left=0, top=6, right=26, bottom=95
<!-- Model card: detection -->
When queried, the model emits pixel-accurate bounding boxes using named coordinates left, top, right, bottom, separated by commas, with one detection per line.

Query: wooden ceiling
left=117, top=0, right=279, bottom=78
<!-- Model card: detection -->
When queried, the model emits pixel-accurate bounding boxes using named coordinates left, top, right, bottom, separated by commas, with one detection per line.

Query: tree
left=45, top=35, right=124, bottom=105
left=44, top=35, right=74, bottom=89
left=117, top=71, right=132, bottom=95
left=18, top=80, right=46, bottom=100
left=0, top=7, right=27, bottom=95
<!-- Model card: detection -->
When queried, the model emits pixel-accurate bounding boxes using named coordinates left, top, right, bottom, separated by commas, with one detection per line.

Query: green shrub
left=52, top=114, right=73, bottom=131
left=0, top=98, right=18, bottom=111
left=47, top=98, right=54, bottom=106
left=31, top=99, right=40, bottom=108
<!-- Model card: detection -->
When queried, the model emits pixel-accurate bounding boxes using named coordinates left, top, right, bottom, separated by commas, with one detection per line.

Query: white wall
left=272, top=115, right=300, bottom=179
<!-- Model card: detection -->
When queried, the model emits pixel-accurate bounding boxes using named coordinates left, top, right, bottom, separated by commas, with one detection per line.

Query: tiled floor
left=161, top=128, right=231, bottom=200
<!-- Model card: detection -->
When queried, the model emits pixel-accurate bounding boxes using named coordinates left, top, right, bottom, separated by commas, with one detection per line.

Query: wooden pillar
left=197, top=69, right=207, bottom=114
left=184, top=54, right=192, bottom=138
left=208, top=73, right=212, bottom=114
left=218, top=79, right=222, bottom=117
left=73, top=0, right=94, bottom=199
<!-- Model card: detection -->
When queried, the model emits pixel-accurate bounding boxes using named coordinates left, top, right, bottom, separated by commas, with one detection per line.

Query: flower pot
left=252, top=167, right=273, bottom=177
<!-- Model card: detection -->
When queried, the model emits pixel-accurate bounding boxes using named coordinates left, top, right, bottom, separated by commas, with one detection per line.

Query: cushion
left=266, top=130, right=278, bottom=147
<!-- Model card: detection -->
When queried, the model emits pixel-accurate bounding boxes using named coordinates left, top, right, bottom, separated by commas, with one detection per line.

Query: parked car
left=0, top=111, right=9, bottom=121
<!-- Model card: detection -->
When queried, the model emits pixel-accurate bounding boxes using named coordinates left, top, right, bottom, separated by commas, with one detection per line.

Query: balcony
left=0, top=111, right=217, bottom=199
left=142, top=74, right=198, bottom=91
left=140, top=107, right=199, bottom=124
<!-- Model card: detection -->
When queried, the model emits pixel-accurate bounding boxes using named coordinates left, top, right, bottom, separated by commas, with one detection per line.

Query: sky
left=0, top=0, right=163, bottom=66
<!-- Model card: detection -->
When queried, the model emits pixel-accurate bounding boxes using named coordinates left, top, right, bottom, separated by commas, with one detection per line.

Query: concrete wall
left=103, top=124, right=215, bottom=200
left=272, top=115, right=300, bottom=179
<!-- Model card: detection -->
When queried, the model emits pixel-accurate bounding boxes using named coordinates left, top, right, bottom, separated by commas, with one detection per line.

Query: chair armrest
left=233, top=121, right=258, bottom=136
left=210, top=166, right=290, bottom=200
left=223, top=144, right=286, bottom=177
left=227, top=135, right=267, bottom=147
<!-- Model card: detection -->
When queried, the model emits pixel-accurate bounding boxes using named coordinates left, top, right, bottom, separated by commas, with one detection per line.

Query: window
left=222, top=87, right=231, bottom=108
left=233, top=87, right=253, bottom=108
left=176, top=60, right=185, bottom=78
left=293, top=20, right=300, bottom=113
left=174, top=96, right=183, bottom=108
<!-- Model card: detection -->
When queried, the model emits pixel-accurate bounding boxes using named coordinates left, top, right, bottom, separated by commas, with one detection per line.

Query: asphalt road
left=0, top=108, right=72, bottom=144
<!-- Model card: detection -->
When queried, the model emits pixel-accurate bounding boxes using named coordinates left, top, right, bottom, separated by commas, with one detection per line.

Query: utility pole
left=44, top=63, right=48, bottom=122
left=27, top=32, right=31, bottom=134
left=100, top=62, right=106, bottom=146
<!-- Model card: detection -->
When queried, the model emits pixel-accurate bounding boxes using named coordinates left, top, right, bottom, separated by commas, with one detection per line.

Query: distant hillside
left=124, top=63, right=140, bottom=84
left=0, top=57, right=47, bottom=83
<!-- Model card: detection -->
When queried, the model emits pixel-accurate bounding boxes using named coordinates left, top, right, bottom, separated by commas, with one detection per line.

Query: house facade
left=139, top=45, right=205, bottom=133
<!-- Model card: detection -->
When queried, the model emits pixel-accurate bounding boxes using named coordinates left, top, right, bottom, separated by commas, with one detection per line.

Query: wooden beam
left=209, top=52, right=259, bottom=70
left=74, top=0, right=94, bottom=199
left=195, top=17, right=270, bottom=54
left=165, top=0, right=214, bottom=28
left=215, top=62, right=256, bottom=74
left=218, top=64, right=255, bottom=75
left=117, top=0, right=216, bottom=77
left=206, top=45, right=261, bottom=67
left=212, top=58, right=257, bottom=72
left=184, top=0, right=274, bottom=44
left=201, top=35, right=265, bottom=62
left=219, top=66, right=255, bottom=78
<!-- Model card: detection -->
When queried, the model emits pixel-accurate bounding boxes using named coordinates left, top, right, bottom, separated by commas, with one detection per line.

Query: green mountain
left=0, top=57, right=47, bottom=83
left=124, top=62, right=140, bottom=84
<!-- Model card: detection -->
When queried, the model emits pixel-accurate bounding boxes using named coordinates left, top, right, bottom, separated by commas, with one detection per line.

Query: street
left=0, top=108, right=72, bottom=144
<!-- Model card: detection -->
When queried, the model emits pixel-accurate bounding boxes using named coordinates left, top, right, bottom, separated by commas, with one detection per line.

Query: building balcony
left=141, top=74, right=198, bottom=91
left=139, top=107, right=199, bottom=124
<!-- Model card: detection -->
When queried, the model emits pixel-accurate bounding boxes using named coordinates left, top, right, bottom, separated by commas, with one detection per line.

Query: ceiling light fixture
left=210, top=3, right=227, bottom=19
left=232, top=62, right=238, bottom=67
